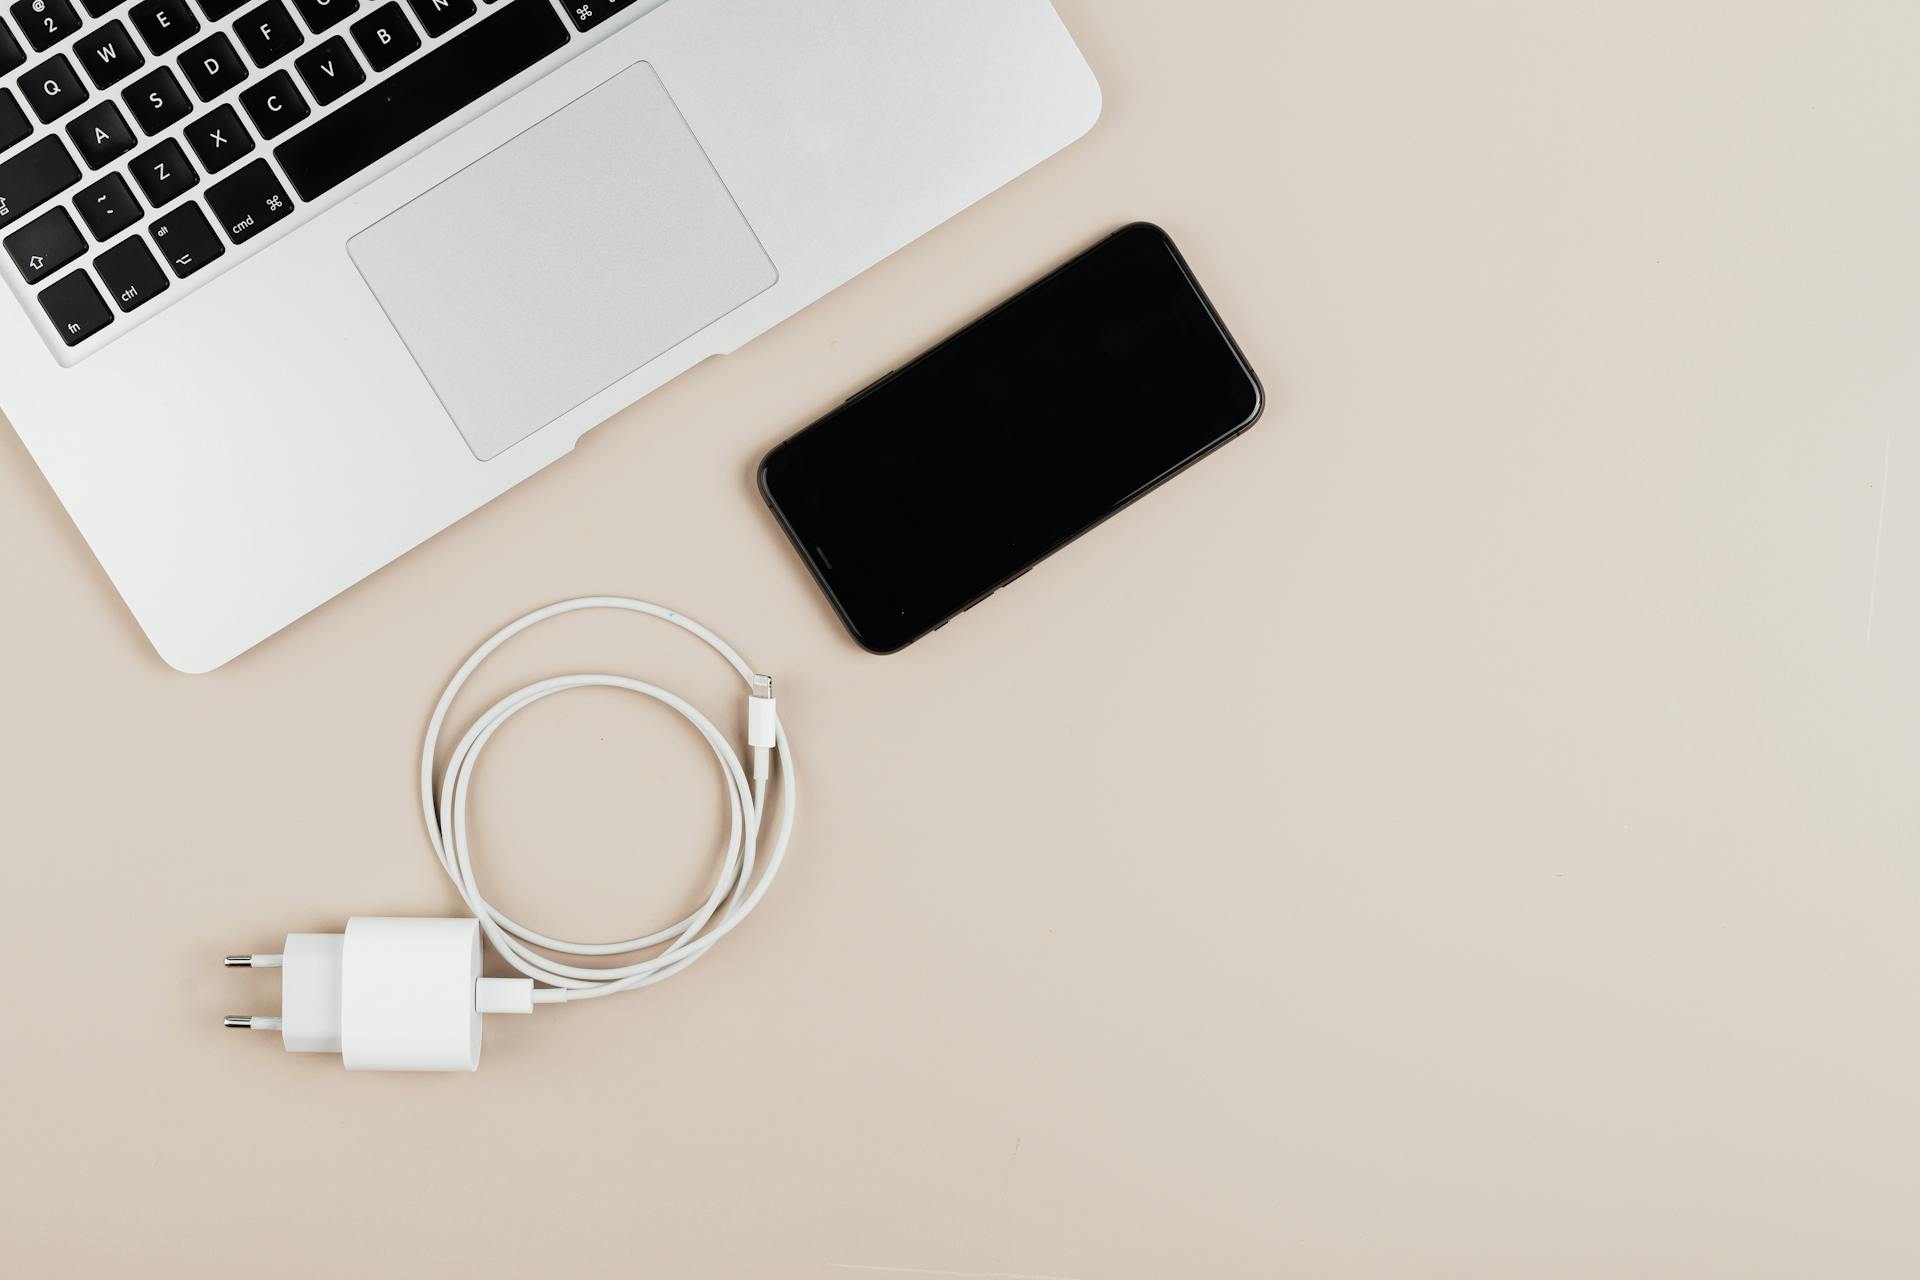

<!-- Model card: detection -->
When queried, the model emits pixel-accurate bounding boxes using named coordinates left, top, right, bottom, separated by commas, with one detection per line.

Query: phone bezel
left=758, top=222, right=1265, bottom=654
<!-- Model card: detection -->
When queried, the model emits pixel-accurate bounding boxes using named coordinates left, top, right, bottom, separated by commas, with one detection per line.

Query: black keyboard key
left=129, top=0, right=198, bottom=56
left=195, top=0, right=244, bottom=19
left=179, top=31, right=244, bottom=100
left=404, top=0, right=469, bottom=39
left=3, top=204, right=82, bottom=282
left=149, top=196, right=219, bottom=274
left=235, top=0, right=300, bottom=66
left=81, top=0, right=128, bottom=15
left=291, top=0, right=354, bottom=34
left=238, top=68, right=303, bottom=137
left=127, top=134, right=192, bottom=203
left=10, top=0, right=80, bottom=52
left=19, top=53, right=87, bottom=124
left=122, top=63, right=186, bottom=132
left=75, top=169, right=137, bottom=237
left=95, top=232, right=167, bottom=309
left=74, top=19, right=145, bottom=90
left=205, top=154, right=286, bottom=242
left=183, top=101, right=249, bottom=171
left=0, top=86, right=28, bottom=150
left=65, top=99, right=134, bottom=166
left=40, top=266, right=111, bottom=344
left=292, top=34, right=358, bottom=105
left=281, top=0, right=564, bottom=199
left=0, top=134, right=79, bottom=230
left=0, top=20, right=23, bottom=77
left=563, top=0, right=637, bottom=32
left=348, top=3, right=415, bottom=72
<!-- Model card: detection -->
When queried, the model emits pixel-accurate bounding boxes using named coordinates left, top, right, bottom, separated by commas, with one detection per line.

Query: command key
left=206, top=159, right=296, bottom=245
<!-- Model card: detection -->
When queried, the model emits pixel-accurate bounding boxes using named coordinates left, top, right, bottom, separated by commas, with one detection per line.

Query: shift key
left=206, top=159, right=295, bottom=244
left=0, top=137, right=82, bottom=233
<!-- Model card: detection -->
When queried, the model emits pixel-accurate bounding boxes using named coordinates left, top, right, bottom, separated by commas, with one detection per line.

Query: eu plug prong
left=223, top=1015, right=284, bottom=1031
left=224, top=953, right=284, bottom=967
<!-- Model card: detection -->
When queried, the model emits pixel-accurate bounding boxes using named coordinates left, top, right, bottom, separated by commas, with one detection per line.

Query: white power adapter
left=223, top=598, right=795, bottom=1072
left=226, top=918, right=534, bottom=1071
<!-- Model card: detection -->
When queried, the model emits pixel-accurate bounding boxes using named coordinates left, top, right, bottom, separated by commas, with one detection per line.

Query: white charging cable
left=421, top=596, right=794, bottom=1002
left=223, top=597, right=794, bottom=1070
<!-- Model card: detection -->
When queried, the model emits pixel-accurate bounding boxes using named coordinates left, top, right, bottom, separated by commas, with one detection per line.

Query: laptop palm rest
left=348, top=63, right=778, bottom=462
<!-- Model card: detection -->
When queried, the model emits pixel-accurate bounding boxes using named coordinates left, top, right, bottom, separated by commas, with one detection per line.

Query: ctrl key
left=96, top=236, right=169, bottom=312
left=40, top=269, right=113, bottom=346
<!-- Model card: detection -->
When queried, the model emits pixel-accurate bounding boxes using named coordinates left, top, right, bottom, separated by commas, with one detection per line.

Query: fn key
left=40, top=270, right=113, bottom=346
left=206, top=158, right=294, bottom=244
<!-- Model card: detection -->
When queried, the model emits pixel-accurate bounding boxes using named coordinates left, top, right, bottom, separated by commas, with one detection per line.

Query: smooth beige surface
left=4, top=3, right=1918, bottom=1275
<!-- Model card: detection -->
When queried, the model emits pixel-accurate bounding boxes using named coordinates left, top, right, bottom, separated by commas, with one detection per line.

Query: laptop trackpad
left=348, top=63, right=778, bottom=461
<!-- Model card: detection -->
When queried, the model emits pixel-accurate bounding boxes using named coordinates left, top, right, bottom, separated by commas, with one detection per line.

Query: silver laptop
left=0, top=0, right=1100, bottom=670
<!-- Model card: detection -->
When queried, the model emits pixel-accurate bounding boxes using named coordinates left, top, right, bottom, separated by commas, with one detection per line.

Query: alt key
left=150, top=201, right=225, bottom=278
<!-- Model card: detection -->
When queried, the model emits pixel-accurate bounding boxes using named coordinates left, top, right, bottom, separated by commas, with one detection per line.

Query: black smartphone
left=757, top=222, right=1264, bottom=654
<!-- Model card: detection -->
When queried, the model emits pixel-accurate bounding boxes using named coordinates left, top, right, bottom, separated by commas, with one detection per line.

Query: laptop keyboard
left=0, top=0, right=640, bottom=357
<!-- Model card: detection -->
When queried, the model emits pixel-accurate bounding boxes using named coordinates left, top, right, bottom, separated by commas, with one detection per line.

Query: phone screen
left=758, top=223, right=1263, bottom=653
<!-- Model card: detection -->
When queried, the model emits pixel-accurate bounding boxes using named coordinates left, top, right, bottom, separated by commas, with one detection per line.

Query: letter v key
left=294, top=36, right=367, bottom=108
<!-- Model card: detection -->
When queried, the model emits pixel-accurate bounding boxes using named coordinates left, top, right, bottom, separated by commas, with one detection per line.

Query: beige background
left=4, top=2, right=1918, bottom=1275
